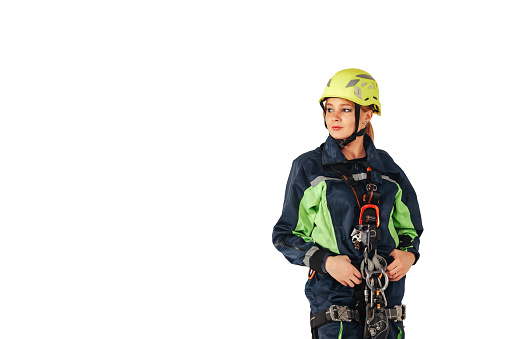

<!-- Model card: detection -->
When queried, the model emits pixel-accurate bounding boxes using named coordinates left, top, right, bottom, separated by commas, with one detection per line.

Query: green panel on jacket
left=391, top=181, right=419, bottom=250
left=292, top=181, right=340, bottom=255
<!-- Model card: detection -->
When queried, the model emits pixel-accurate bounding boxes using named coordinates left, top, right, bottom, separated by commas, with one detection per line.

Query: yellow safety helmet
left=319, top=68, right=381, bottom=115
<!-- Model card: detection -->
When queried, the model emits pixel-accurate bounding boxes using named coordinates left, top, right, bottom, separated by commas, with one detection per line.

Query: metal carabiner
left=365, top=271, right=389, bottom=292
left=366, top=183, right=378, bottom=192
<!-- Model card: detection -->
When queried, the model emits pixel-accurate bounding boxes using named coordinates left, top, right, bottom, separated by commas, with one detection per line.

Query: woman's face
left=323, top=97, right=358, bottom=139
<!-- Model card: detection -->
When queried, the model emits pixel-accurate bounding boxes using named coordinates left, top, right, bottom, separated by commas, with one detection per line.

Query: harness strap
left=330, top=163, right=365, bottom=209
left=310, top=305, right=360, bottom=329
left=310, top=305, right=406, bottom=329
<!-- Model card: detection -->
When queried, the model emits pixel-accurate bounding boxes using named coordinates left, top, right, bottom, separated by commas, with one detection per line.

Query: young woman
left=272, top=68, right=423, bottom=339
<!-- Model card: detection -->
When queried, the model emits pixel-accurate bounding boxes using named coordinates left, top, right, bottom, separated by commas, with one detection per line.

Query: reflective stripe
left=382, top=175, right=397, bottom=184
left=310, top=176, right=343, bottom=188
left=303, top=246, right=319, bottom=268
left=352, top=173, right=367, bottom=181
left=310, top=174, right=397, bottom=187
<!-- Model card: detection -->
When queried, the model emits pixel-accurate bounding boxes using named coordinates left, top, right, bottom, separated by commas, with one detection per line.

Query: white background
left=1, top=1, right=506, bottom=338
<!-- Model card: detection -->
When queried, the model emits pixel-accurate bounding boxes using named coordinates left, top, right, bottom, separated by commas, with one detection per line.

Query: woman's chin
left=328, top=130, right=350, bottom=140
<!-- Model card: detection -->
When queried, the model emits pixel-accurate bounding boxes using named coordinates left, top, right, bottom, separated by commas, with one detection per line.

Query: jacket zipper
left=279, top=238, right=306, bottom=251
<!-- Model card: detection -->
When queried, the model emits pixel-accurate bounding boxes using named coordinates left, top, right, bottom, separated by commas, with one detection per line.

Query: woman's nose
left=332, top=111, right=341, bottom=120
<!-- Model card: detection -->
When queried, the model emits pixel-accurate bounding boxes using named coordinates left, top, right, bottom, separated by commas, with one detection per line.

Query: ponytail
left=361, top=105, right=375, bottom=142
left=365, top=121, right=374, bottom=141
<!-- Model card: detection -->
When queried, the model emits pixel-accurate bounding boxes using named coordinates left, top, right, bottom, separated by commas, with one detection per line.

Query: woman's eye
left=326, top=107, right=352, bottom=113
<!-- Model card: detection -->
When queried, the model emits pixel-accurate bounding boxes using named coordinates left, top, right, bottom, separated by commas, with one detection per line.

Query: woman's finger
left=389, top=274, right=399, bottom=282
left=386, top=260, right=399, bottom=272
left=353, top=275, right=363, bottom=285
left=390, top=271, right=405, bottom=281
left=386, top=267, right=398, bottom=277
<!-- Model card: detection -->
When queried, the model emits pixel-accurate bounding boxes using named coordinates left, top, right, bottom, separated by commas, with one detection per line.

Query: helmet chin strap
left=333, top=128, right=365, bottom=149
left=328, top=103, right=365, bottom=149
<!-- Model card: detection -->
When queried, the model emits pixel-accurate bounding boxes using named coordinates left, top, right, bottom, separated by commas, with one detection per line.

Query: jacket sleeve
left=391, top=167, right=423, bottom=264
left=272, top=158, right=331, bottom=273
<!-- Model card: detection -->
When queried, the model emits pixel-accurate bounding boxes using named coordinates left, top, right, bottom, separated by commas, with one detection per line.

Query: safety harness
left=309, top=156, right=406, bottom=339
left=310, top=305, right=406, bottom=336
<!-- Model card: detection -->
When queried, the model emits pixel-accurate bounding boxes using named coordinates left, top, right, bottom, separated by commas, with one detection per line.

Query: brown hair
left=365, top=121, right=374, bottom=141
left=361, top=106, right=374, bottom=141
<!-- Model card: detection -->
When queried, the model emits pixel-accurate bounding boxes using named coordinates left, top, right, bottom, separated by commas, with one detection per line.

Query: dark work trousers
left=307, top=273, right=406, bottom=339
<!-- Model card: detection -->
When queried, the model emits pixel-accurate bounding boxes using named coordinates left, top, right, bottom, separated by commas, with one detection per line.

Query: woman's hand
left=325, top=255, right=363, bottom=287
left=386, top=249, right=415, bottom=282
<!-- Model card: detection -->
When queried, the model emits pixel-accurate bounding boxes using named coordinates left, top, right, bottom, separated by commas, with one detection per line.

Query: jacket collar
left=321, top=134, right=386, bottom=173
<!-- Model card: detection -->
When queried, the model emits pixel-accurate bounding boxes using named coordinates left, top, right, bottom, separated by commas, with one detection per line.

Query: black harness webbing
left=310, top=305, right=406, bottom=337
left=311, top=305, right=360, bottom=327
left=310, top=306, right=360, bottom=339
left=330, top=161, right=365, bottom=208
left=329, top=162, right=381, bottom=252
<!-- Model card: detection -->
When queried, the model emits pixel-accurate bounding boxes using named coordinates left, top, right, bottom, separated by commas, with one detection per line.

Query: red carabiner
left=359, top=204, right=380, bottom=227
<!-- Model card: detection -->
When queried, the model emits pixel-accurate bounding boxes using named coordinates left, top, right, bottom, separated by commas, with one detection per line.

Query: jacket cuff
left=398, top=235, right=420, bottom=265
left=304, top=246, right=331, bottom=273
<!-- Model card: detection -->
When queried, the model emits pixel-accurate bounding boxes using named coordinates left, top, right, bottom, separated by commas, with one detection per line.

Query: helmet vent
left=356, top=74, right=375, bottom=81
left=354, top=86, right=362, bottom=99
left=346, top=79, right=360, bottom=88
left=326, top=79, right=332, bottom=87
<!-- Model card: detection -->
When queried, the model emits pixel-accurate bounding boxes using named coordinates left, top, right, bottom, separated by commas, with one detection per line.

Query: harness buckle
left=366, top=183, right=378, bottom=192
left=328, top=305, right=355, bottom=322
left=394, top=304, right=406, bottom=321
left=351, top=225, right=370, bottom=249
left=385, top=304, right=406, bottom=321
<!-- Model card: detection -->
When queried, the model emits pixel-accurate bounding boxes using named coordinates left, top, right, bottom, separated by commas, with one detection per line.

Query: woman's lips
left=332, top=126, right=342, bottom=131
